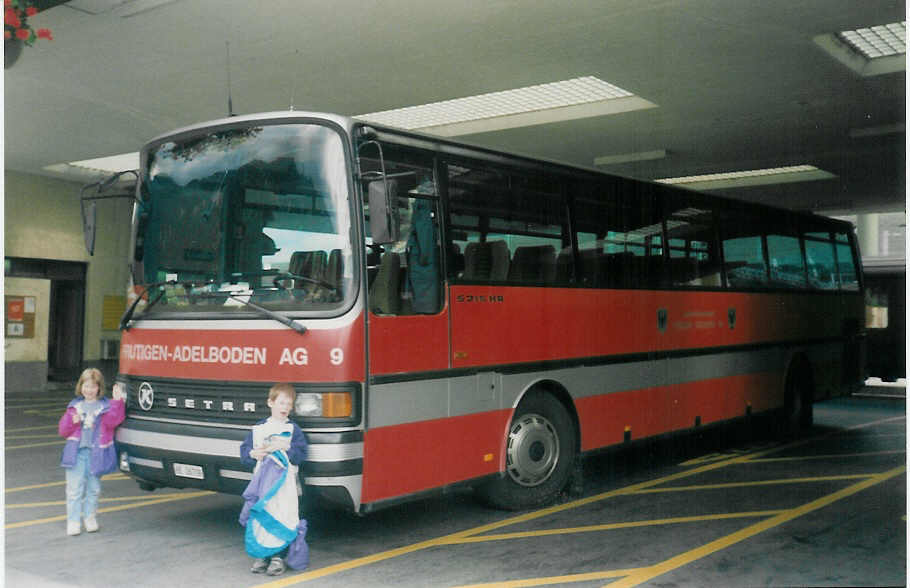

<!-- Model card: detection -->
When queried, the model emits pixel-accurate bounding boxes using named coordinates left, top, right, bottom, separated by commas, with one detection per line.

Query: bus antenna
left=289, top=49, right=299, bottom=111
left=225, top=41, right=235, bottom=117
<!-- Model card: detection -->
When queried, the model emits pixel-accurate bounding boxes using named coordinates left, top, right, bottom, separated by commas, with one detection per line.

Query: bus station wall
left=4, top=171, right=133, bottom=389
left=4, top=277, right=51, bottom=390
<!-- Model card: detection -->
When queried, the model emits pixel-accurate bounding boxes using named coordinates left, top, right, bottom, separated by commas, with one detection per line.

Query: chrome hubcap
left=505, top=413, right=559, bottom=487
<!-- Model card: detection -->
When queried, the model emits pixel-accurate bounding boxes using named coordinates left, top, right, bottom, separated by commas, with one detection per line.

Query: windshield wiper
left=197, top=291, right=308, bottom=334
left=120, top=279, right=215, bottom=330
left=120, top=280, right=172, bottom=330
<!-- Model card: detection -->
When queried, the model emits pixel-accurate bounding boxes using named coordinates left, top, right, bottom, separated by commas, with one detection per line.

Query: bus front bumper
left=115, top=418, right=363, bottom=510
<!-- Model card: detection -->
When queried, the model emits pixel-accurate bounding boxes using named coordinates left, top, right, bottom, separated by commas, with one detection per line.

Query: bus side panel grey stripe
left=665, top=348, right=783, bottom=387
left=367, top=344, right=834, bottom=428
left=369, top=378, right=450, bottom=428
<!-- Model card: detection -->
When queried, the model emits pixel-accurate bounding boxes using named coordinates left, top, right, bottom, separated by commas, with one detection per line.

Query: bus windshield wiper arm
left=119, top=280, right=174, bottom=331
left=201, top=291, right=308, bottom=335
left=120, top=279, right=215, bottom=331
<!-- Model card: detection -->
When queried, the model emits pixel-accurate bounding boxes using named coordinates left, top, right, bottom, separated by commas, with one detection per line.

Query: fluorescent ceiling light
left=357, top=76, right=656, bottom=136
left=656, top=165, right=836, bottom=190
left=814, top=22, right=906, bottom=76
left=839, top=23, right=906, bottom=58
left=44, top=152, right=140, bottom=181
left=68, top=152, right=140, bottom=173
left=594, top=149, right=667, bottom=166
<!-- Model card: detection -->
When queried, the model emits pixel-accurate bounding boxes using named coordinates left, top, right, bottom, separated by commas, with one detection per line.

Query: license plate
left=173, top=463, right=204, bottom=480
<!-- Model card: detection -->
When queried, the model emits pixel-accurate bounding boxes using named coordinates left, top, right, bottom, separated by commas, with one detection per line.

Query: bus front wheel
left=478, top=391, right=576, bottom=510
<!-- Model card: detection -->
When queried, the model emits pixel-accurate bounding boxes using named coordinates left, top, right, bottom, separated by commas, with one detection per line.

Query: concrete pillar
left=856, top=213, right=879, bottom=259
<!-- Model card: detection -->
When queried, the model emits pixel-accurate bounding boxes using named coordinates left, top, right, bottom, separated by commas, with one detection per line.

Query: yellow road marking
left=252, top=440, right=800, bottom=587
left=4, top=425, right=58, bottom=433
left=442, top=511, right=786, bottom=544
left=6, top=400, right=71, bottom=408
left=848, top=415, right=906, bottom=429
left=23, top=409, right=64, bottom=417
left=453, top=568, right=649, bottom=587
left=7, top=494, right=187, bottom=508
left=5, top=490, right=214, bottom=529
left=6, top=440, right=66, bottom=449
left=631, top=474, right=872, bottom=494
left=605, top=465, right=906, bottom=588
left=748, top=449, right=906, bottom=462
left=5, top=474, right=128, bottom=493
left=254, top=413, right=904, bottom=587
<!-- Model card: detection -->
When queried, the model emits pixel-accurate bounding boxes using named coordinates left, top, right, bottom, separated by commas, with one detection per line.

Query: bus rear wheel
left=778, top=365, right=813, bottom=439
left=478, top=391, right=576, bottom=510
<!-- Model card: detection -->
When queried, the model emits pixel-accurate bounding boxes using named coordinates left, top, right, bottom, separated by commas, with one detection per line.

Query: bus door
left=360, top=147, right=452, bottom=502
left=362, top=147, right=449, bottom=375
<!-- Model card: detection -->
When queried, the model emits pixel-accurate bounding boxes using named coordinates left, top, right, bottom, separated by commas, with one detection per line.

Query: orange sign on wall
left=6, top=295, right=36, bottom=338
left=7, top=298, right=24, bottom=321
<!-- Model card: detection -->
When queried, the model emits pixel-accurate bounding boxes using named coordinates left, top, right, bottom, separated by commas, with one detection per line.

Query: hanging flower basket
left=4, top=0, right=52, bottom=68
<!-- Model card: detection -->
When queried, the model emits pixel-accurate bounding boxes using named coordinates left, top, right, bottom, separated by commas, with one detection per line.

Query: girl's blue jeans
left=65, top=448, right=101, bottom=523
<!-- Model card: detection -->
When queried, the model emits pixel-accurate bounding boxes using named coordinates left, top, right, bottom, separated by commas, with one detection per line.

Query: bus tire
left=778, top=364, right=813, bottom=439
left=477, top=391, right=576, bottom=510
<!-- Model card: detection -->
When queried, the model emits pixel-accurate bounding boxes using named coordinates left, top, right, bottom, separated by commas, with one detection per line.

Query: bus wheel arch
left=779, top=354, right=815, bottom=438
left=478, top=381, right=579, bottom=510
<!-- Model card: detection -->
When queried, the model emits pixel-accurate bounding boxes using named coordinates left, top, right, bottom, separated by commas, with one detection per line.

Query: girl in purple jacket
left=58, top=368, right=126, bottom=536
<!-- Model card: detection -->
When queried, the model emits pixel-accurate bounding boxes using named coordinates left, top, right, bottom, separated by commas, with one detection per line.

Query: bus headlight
left=294, top=392, right=352, bottom=418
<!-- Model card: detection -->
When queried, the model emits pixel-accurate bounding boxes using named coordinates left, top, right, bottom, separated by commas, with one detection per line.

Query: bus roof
left=143, top=109, right=855, bottom=232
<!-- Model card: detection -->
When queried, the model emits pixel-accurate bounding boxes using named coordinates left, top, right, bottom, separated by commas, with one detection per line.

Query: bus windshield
left=135, top=123, right=354, bottom=317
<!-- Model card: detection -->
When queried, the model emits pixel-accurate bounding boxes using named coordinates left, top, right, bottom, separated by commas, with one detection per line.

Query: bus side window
left=361, top=144, right=442, bottom=315
left=835, top=231, right=859, bottom=291
left=804, top=232, right=839, bottom=291
left=720, top=208, right=770, bottom=289
left=448, top=162, right=568, bottom=285
left=664, top=203, right=720, bottom=287
left=572, top=178, right=663, bottom=289
left=767, top=234, right=807, bottom=289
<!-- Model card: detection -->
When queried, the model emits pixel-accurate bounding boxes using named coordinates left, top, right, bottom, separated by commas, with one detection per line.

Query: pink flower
left=5, top=8, right=20, bottom=28
left=25, top=6, right=36, bottom=16
left=36, top=27, right=50, bottom=40
left=14, top=27, right=29, bottom=40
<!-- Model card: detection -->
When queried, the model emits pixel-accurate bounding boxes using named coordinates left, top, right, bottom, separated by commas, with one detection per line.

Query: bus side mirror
left=82, top=199, right=97, bottom=256
left=368, top=179, right=399, bottom=244
left=79, top=170, right=139, bottom=256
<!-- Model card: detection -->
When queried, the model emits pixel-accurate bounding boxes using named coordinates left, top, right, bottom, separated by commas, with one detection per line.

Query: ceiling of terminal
left=4, top=0, right=906, bottom=213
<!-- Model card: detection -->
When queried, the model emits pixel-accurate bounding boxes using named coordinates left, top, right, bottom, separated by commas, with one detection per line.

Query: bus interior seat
left=463, top=241, right=510, bottom=281
left=509, top=245, right=556, bottom=283
left=579, top=249, right=603, bottom=286
left=325, top=248, right=343, bottom=294
left=555, top=248, right=574, bottom=283
left=447, top=242, right=465, bottom=277
left=370, top=251, right=401, bottom=315
left=289, top=250, right=327, bottom=287
left=598, top=251, right=632, bottom=288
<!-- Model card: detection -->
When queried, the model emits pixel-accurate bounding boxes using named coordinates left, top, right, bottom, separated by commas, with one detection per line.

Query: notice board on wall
left=6, top=295, right=36, bottom=338
left=102, top=295, right=127, bottom=331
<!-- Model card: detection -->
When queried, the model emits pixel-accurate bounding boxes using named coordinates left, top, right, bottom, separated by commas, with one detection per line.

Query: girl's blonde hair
left=75, top=368, right=106, bottom=398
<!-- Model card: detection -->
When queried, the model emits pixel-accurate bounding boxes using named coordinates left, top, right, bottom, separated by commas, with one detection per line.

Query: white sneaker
left=84, top=515, right=99, bottom=533
left=67, top=521, right=81, bottom=536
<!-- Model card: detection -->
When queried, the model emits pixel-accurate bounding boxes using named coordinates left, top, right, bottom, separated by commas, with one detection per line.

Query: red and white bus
left=108, top=111, right=865, bottom=513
